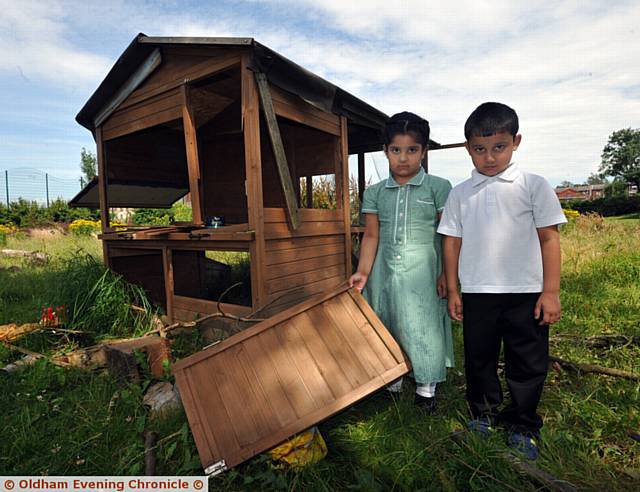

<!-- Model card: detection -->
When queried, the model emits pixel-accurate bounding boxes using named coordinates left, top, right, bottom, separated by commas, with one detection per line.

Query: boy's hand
left=349, top=272, right=368, bottom=292
left=534, top=292, right=561, bottom=325
left=447, top=291, right=463, bottom=321
left=437, top=273, right=447, bottom=298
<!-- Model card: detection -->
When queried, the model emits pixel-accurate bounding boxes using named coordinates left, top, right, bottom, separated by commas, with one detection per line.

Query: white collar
left=471, top=162, right=521, bottom=187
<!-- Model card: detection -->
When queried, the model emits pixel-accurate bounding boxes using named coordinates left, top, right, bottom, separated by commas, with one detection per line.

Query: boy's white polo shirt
left=437, top=163, right=567, bottom=293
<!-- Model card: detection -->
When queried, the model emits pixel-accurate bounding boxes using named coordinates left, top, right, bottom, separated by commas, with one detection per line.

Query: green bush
left=564, top=195, right=640, bottom=216
left=131, top=202, right=192, bottom=226
left=0, top=198, right=97, bottom=227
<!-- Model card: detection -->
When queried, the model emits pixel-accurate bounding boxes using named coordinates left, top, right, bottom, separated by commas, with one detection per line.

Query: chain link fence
left=1, top=168, right=85, bottom=207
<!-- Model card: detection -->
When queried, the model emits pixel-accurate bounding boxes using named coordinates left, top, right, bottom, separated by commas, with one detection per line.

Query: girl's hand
left=534, top=292, right=561, bottom=325
left=349, top=272, right=368, bottom=292
left=447, top=291, right=463, bottom=321
left=437, top=273, right=447, bottom=298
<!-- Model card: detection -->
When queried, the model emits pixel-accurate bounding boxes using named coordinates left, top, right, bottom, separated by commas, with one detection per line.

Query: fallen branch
left=0, top=248, right=49, bottom=263
left=549, top=355, right=640, bottom=380
left=0, top=323, right=41, bottom=342
left=628, top=430, right=640, bottom=443
left=0, top=323, right=86, bottom=343
left=0, top=340, right=71, bottom=367
left=144, top=430, right=158, bottom=476
left=551, top=333, right=640, bottom=349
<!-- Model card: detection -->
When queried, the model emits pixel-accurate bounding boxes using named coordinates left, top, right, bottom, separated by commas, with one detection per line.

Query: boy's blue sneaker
left=507, top=432, right=539, bottom=461
left=467, top=417, right=493, bottom=436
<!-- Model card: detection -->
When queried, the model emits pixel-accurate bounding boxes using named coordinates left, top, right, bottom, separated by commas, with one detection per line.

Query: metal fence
left=1, top=168, right=85, bottom=207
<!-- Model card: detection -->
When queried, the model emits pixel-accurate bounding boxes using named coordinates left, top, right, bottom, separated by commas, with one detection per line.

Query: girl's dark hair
left=383, top=112, right=430, bottom=147
left=464, top=102, right=519, bottom=139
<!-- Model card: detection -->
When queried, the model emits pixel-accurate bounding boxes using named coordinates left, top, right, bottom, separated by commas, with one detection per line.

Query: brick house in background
left=555, top=184, right=605, bottom=201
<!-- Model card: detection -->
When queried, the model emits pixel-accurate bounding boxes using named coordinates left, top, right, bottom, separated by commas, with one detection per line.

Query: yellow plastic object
left=266, top=426, right=327, bottom=469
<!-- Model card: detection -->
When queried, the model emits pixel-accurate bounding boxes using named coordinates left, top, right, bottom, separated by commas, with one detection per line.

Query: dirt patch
left=27, top=226, right=65, bottom=239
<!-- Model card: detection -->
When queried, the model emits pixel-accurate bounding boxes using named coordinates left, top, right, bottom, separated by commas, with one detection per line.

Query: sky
left=1, top=0, right=639, bottom=187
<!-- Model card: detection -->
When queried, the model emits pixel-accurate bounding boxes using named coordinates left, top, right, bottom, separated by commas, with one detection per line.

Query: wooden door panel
left=172, top=286, right=410, bottom=474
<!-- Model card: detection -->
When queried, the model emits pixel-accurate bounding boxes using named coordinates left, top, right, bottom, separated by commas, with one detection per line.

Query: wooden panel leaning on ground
left=172, top=286, right=411, bottom=474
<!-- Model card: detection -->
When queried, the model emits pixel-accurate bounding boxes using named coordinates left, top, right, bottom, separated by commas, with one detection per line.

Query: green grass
left=1, top=220, right=639, bottom=489
left=1, top=232, right=160, bottom=361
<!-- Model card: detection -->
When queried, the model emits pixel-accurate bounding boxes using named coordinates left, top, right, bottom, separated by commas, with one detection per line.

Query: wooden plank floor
left=173, top=286, right=410, bottom=472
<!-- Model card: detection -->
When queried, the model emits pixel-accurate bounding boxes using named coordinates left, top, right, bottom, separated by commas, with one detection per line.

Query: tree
left=605, top=178, right=628, bottom=197
left=599, top=128, right=640, bottom=188
left=80, top=147, right=97, bottom=182
left=559, top=180, right=574, bottom=188
left=586, top=173, right=606, bottom=185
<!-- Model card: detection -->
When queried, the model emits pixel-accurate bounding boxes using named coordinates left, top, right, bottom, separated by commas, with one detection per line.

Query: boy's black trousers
left=462, top=293, right=549, bottom=437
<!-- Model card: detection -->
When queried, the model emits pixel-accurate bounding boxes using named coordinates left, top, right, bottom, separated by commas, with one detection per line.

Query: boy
left=437, top=102, right=566, bottom=460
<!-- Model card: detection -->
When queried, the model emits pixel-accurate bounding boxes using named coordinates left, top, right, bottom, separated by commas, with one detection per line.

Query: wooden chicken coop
left=72, top=34, right=456, bottom=322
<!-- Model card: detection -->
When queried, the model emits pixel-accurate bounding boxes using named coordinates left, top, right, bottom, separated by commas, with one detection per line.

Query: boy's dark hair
left=464, top=102, right=519, bottom=140
left=383, top=111, right=430, bottom=148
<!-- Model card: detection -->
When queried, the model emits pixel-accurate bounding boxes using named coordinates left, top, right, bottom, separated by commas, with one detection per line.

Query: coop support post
left=242, top=57, right=267, bottom=309
left=358, top=153, right=365, bottom=205
left=96, top=127, right=110, bottom=233
left=162, top=247, right=175, bottom=323
left=338, top=116, right=352, bottom=276
left=181, top=84, right=204, bottom=225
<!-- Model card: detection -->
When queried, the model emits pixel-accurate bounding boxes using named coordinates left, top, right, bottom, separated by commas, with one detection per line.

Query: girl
left=349, top=112, right=454, bottom=412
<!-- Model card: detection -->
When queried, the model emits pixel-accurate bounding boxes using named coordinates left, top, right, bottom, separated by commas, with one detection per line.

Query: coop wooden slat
left=276, top=319, right=335, bottom=407
left=258, top=327, right=317, bottom=418
left=174, top=369, right=219, bottom=466
left=266, top=252, right=344, bottom=280
left=231, top=343, right=282, bottom=436
left=263, top=207, right=342, bottom=223
left=323, top=297, right=381, bottom=379
left=240, top=336, right=299, bottom=428
left=267, top=264, right=345, bottom=294
left=172, top=287, right=410, bottom=472
left=291, top=311, right=353, bottom=397
left=347, top=289, right=406, bottom=364
left=103, top=106, right=183, bottom=141
left=265, top=234, right=342, bottom=251
left=263, top=275, right=345, bottom=309
left=122, top=53, right=241, bottom=109
left=264, top=220, right=344, bottom=240
left=269, top=85, right=340, bottom=136
left=303, top=303, right=370, bottom=388
left=265, top=241, right=344, bottom=264
left=104, top=88, right=181, bottom=130
left=187, top=362, right=240, bottom=458
left=210, top=348, right=263, bottom=446
left=172, top=295, right=252, bottom=317
left=335, top=293, right=397, bottom=370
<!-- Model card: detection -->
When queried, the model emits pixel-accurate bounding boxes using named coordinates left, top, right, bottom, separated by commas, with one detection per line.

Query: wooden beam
left=269, top=85, right=341, bottom=136
left=305, top=176, right=313, bottom=208
left=339, top=116, right=352, bottom=275
left=181, top=84, right=203, bottom=225
left=162, top=247, right=175, bottom=323
left=254, top=72, right=300, bottom=230
left=242, top=57, right=267, bottom=309
left=96, top=127, right=111, bottom=234
left=94, top=48, right=162, bottom=127
left=357, top=152, right=365, bottom=205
